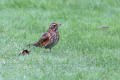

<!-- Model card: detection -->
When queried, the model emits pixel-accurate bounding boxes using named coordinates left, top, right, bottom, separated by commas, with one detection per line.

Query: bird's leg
left=50, top=48, right=51, bottom=53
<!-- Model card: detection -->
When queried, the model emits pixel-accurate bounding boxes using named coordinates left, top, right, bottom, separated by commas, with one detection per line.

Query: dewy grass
left=0, top=0, right=120, bottom=80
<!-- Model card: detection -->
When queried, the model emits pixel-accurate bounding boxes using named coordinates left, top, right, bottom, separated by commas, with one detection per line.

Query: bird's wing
left=32, top=32, right=50, bottom=47
left=40, top=32, right=51, bottom=46
left=27, top=32, right=50, bottom=47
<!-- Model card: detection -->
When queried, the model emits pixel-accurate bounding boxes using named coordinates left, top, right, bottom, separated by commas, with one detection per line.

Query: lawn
left=0, top=0, right=120, bottom=80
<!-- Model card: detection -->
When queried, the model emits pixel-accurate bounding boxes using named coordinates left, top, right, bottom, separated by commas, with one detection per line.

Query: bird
left=27, top=22, right=61, bottom=52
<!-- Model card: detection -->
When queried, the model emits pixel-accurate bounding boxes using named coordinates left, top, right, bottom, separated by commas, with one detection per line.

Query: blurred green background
left=0, top=0, right=120, bottom=80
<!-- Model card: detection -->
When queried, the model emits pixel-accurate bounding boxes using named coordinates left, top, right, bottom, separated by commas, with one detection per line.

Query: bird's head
left=49, top=22, right=61, bottom=31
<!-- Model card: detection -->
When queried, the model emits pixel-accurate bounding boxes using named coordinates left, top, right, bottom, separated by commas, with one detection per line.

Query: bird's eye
left=53, top=24, right=56, bottom=28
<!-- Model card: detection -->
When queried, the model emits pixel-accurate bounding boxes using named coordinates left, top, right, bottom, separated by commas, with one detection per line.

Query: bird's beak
left=59, top=24, right=61, bottom=26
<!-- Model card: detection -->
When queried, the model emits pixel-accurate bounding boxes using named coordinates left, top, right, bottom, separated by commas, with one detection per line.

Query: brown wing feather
left=33, top=32, right=50, bottom=47
left=41, top=37, right=49, bottom=46
left=41, top=32, right=50, bottom=46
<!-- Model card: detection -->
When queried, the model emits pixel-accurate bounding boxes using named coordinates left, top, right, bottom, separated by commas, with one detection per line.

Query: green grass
left=0, top=0, right=120, bottom=80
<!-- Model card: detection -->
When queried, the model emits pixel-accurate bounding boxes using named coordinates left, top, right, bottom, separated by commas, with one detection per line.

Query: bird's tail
left=26, top=43, right=34, bottom=47
left=27, top=41, right=41, bottom=47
